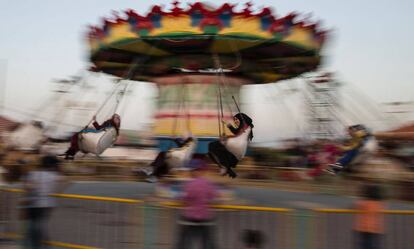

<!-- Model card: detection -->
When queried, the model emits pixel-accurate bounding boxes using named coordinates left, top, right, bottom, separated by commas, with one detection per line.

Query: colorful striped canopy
left=88, top=2, right=327, bottom=83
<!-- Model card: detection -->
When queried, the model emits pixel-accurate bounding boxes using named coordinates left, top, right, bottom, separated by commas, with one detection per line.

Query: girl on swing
left=63, top=114, right=121, bottom=159
left=325, top=124, right=370, bottom=175
left=208, top=113, right=254, bottom=178
left=140, top=134, right=195, bottom=182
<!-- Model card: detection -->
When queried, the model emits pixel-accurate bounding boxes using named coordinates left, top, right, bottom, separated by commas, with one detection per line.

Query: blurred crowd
left=0, top=131, right=406, bottom=249
left=251, top=137, right=414, bottom=171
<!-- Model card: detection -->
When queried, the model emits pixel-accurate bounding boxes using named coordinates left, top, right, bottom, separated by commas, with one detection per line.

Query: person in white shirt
left=23, top=155, right=66, bottom=249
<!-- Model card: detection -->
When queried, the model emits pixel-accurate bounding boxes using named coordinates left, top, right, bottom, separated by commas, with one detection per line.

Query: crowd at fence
left=1, top=187, right=414, bottom=249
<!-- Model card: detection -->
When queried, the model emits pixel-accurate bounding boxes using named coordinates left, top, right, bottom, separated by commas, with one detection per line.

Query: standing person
left=0, top=166, right=5, bottom=187
left=175, top=159, right=218, bottom=249
left=0, top=157, right=7, bottom=242
left=354, top=183, right=385, bottom=249
left=242, top=230, right=264, bottom=249
left=22, top=155, right=67, bottom=249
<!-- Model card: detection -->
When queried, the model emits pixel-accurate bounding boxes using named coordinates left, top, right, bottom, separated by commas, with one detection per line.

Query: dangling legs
left=64, top=133, right=80, bottom=160
left=140, top=152, right=169, bottom=182
left=208, top=141, right=239, bottom=178
left=208, top=152, right=227, bottom=176
left=224, top=156, right=238, bottom=178
left=207, top=141, right=224, bottom=173
left=325, top=149, right=359, bottom=175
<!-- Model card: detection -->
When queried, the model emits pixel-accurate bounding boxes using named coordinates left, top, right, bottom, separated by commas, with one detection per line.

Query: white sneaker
left=140, top=167, right=153, bottom=176
left=329, top=163, right=343, bottom=169
left=146, top=176, right=158, bottom=183
left=324, top=167, right=337, bottom=175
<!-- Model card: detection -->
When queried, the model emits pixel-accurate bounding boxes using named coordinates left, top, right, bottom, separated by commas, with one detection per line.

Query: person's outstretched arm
left=91, top=115, right=103, bottom=130
left=339, top=137, right=361, bottom=151
left=92, top=121, right=102, bottom=129
left=227, top=124, right=239, bottom=134
left=174, top=138, right=185, bottom=147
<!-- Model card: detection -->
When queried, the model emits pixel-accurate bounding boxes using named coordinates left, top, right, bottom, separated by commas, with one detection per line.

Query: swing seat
left=165, top=139, right=197, bottom=169
left=352, top=137, right=378, bottom=165
left=6, top=123, right=45, bottom=151
left=224, top=126, right=251, bottom=160
left=208, top=126, right=252, bottom=170
left=361, top=137, right=378, bottom=154
left=78, top=127, right=118, bottom=155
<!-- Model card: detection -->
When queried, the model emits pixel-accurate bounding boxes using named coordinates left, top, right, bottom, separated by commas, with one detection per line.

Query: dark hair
left=242, top=230, right=264, bottom=248
left=362, top=184, right=383, bottom=200
left=234, top=113, right=253, bottom=127
left=234, top=113, right=254, bottom=140
left=41, top=155, right=60, bottom=170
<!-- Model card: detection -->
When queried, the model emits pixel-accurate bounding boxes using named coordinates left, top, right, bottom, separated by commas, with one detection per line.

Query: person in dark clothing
left=242, top=230, right=265, bottom=249
left=208, top=113, right=254, bottom=178
left=225, top=113, right=254, bottom=140
left=64, top=114, right=121, bottom=159
left=141, top=136, right=194, bottom=182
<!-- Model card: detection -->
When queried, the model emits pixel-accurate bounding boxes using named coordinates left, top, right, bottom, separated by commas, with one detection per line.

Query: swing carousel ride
left=87, top=1, right=327, bottom=154
left=1, top=1, right=330, bottom=186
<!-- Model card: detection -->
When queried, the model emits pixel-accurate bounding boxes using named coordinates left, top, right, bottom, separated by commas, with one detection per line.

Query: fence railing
left=0, top=188, right=144, bottom=249
left=1, top=188, right=414, bottom=249
left=313, top=208, right=414, bottom=249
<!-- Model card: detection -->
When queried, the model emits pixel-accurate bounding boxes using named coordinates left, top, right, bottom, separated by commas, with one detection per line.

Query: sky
left=0, top=0, right=413, bottom=142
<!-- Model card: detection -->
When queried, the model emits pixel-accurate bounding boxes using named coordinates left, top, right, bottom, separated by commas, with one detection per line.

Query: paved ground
left=64, top=181, right=414, bottom=210
left=3, top=181, right=414, bottom=249
left=0, top=240, right=18, bottom=249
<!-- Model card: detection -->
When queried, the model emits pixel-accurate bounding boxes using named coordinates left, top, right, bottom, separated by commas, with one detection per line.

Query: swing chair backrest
left=165, top=139, right=197, bottom=169
left=352, top=137, right=378, bottom=165
left=224, top=126, right=251, bottom=160
left=78, top=127, right=118, bottom=155
left=361, top=137, right=378, bottom=154
left=6, top=123, right=45, bottom=151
